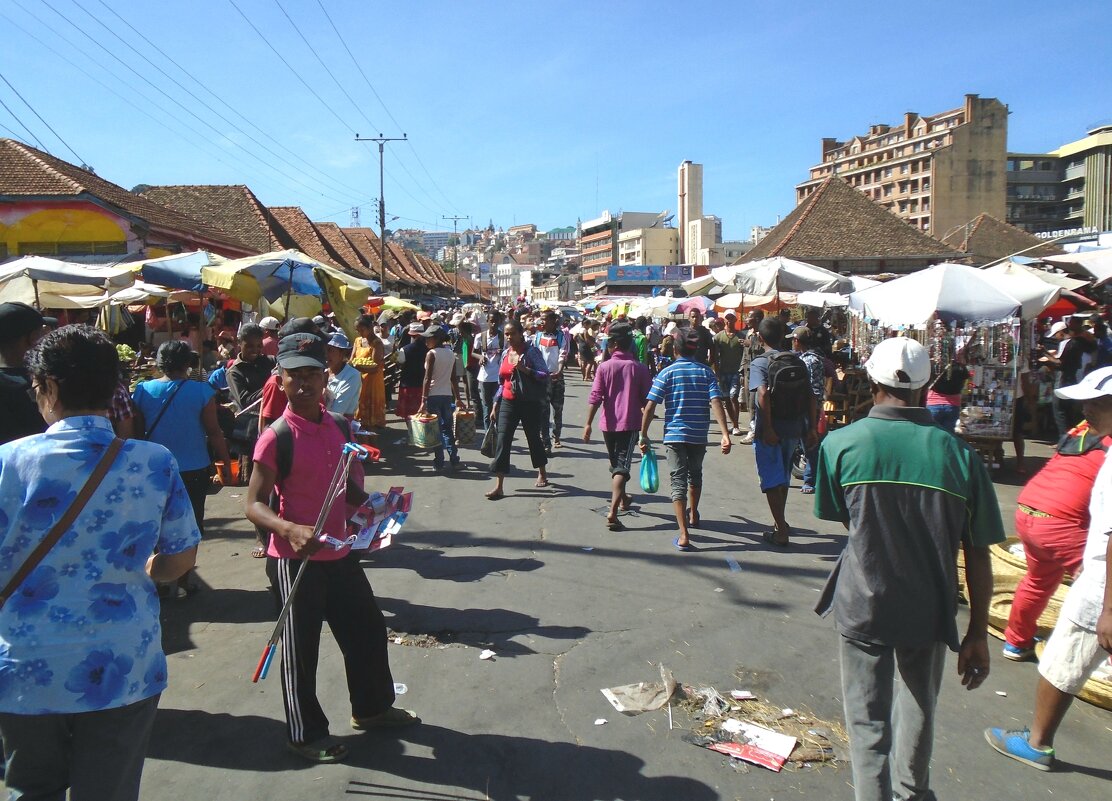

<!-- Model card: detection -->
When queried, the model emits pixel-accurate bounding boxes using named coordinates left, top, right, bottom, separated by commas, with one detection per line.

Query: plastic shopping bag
left=407, top=414, right=441, bottom=449
left=639, top=446, right=659, bottom=493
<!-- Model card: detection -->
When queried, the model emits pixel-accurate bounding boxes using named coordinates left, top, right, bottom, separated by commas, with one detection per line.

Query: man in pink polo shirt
left=246, top=332, right=418, bottom=764
left=582, top=323, right=653, bottom=530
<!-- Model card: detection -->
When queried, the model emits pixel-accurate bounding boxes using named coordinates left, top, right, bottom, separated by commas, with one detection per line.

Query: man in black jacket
left=0, top=303, right=53, bottom=445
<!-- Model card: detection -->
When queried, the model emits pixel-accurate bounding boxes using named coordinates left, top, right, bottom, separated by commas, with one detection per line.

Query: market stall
left=846, top=263, right=1057, bottom=461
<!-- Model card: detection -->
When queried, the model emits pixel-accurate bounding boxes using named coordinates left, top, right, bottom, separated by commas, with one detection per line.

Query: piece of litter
left=479, top=649, right=496, bottom=660
left=394, top=683, right=408, bottom=695
left=582, top=547, right=595, bottom=552
left=684, top=722, right=797, bottom=772
left=393, top=637, right=404, bottom=645
left=594, top=718, right=607, bottom=725
left=779, top=708, right=795, bottom=718
left=714, top=587, right=725, bottom=593
left=996, top=690, right=1008, bottom=697
left=725, top=557, right=741, bottom=572
left=602, top=665, right=678, bottom=715
left=721, top=719, right=744, bottom=734
left=229, top=494, right=242, bottom=499
left=731, top=690, right=757, bottom=700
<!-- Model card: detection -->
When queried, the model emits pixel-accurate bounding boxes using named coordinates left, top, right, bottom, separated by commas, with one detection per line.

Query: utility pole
left=443, top=214, right=468, bottom=303
left=355, top=133, right=407, bottom=295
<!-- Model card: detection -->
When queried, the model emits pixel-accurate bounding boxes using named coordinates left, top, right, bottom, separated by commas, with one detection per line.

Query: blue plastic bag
left=640, top=446, right=659, bottom=493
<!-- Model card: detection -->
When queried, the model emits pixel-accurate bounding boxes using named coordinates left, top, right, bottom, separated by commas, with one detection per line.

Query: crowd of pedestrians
left=0, top=296, right=1110, bottom=800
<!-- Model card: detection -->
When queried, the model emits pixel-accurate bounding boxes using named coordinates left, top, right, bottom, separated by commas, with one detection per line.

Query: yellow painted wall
left=0, top=204, right=131, bottom=257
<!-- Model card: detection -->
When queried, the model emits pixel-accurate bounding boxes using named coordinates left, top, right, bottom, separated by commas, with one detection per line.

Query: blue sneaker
left=984, top=727, right=1054, bottom=771
left=1002, top=642, right=1037, bottom=661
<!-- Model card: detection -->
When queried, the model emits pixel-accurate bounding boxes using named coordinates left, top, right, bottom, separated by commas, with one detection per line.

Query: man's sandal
left=286, top=737, right=348, bottom=763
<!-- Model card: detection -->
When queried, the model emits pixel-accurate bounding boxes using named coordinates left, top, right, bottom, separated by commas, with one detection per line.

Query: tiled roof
left=940, top=213, right=1062, bottom=265
left=266, top=207, right=344, bottom=269
left=390, top=242, right=442, bottom=287
left=739, top=176, right=964, bottom=264
left=344, top=228, right=426, bottom=286
left=139, top=184, right=294, bottom=254
left=313, top=222, right=375, bottom=279
left=0, top=139, right=254, bottom=254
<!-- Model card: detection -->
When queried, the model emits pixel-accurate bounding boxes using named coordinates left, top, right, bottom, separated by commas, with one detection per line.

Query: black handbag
left=479, top=425, right=497, bottom=458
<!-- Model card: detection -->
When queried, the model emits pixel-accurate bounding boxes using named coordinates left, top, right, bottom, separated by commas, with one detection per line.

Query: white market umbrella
left=0, top=255, right=135, bottom=309
left=848, top=263, right=1023, bottom=326
left=796, top=290, right=849, bottom=308
left=729, top=257, right=853, bottom=295
left=981, top=263, right=1061, bottom=318
left=990, top=261, right=1088, bottom=291
left=1042, top=249, right=1112, bottom=284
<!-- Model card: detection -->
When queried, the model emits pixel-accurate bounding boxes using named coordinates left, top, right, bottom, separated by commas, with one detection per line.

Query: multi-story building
left=1006, top=124, right=1112, bottom=236
left=677, top=161, right=726, bottom=264
left=578, top=210, right=659, bottom=272
left=422, top=230, right=453, bottom=253
left=750, top=224, right=775, bottom=244
left=795, top=94, right=1008, bottom=239
left=617, top=226, right=679, bottom=266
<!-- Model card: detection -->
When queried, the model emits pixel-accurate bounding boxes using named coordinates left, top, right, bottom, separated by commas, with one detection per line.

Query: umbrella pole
left=284, top=263, right=294, bottom=323
left=32, top=278, right=41, bottom=311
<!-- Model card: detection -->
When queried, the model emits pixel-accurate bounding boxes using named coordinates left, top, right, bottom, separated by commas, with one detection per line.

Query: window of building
left=1039, top=160, right=1054, bottom=171
left=922, top=199, right=930, bottom=211
left=884, top=167, right=893, bottom=178
left=884, top=185, right=893, bottom=197
left=900, top=163, right=909, bottom=174
left=898, top=202, right=907, bottom=213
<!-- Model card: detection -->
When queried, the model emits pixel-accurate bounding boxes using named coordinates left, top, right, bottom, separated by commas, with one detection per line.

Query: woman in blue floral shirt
left=0, top=325, right=200, bottom=801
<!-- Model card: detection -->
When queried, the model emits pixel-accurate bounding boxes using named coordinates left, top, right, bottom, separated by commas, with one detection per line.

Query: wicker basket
left=1035, top=642, right=1112, bottom=712
left=987, top=592, right=1062, bottom=642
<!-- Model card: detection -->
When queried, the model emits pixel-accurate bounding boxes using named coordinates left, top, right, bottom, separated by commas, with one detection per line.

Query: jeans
left=802, top=439, right=820, bottom=489
left=926, top=404, right=959, bottom=432
left=541, top=375, right=566, bottom=447
left=490, top=397, right=547, bottom=475
left=0, top=694, right=160, bottom=801
left=840, top=636, right=946, bottom=801
left=663, top=443, right=706, bottom=502
left=425, top=395, right=457, bottom=467
left=480, top=381, right=499, bottom=428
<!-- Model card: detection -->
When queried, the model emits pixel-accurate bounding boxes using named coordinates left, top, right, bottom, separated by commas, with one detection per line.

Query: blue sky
left=1, top=0, right=1109, bottom=241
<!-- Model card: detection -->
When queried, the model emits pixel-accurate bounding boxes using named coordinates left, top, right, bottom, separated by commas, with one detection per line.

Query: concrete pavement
left=127, top=376, right=1111, bottom=799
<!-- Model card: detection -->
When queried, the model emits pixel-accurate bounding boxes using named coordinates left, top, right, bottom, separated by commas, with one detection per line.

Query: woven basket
left=987, top=592, right=1062, bottom=642
left=1034, top=642, right=1112, bottom=712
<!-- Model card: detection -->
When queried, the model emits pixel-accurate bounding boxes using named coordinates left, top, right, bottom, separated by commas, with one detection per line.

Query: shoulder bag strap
left=0, top=437, right=124, bottom=610
left=145, top=379, right=187, bottom=439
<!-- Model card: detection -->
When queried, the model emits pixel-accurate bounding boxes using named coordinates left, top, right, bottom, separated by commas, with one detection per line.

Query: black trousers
left=266, top=555, right=396, bottom=745
left=490, top=397, right=548, bottom=474
left=179, top=467, right=210, bottom=538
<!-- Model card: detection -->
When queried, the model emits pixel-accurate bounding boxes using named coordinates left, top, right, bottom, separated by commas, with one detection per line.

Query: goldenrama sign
left=1035, top=226, right=1099, bottom=240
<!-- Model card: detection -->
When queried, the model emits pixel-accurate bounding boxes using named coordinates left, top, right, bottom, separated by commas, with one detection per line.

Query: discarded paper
left=479, top=649, right=496, bottom=660
left=594, top=718, right=607, bottom=725
left=601, top=664, right=677, bottom=715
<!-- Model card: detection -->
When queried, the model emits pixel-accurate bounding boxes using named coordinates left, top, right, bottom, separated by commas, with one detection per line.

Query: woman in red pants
left=1003, top=421, right=1110, bottom=660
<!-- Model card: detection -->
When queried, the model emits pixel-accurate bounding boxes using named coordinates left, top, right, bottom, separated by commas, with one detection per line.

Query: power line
left=91, top=0, right=369, bottom=199
left=274, top=0, right=449, bottom=219
left=0, top=68, right=85, bottom=164
left=313, top=0, right=459, bottom=212
left=28, top=0, right=355, bottom=206
left=227, top=0, right=356, bottom=135
left=0, top=93, right=48, bottom=151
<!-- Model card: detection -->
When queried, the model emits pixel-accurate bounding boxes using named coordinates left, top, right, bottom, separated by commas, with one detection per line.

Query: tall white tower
left=677, top=161, right=704, bottom=263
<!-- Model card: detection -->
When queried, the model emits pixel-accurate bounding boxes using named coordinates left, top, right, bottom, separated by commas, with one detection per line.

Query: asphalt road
left=127, top=377, right=1110, bottom=800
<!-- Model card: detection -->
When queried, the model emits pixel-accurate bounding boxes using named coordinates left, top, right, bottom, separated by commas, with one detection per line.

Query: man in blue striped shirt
left=641, top=330, right=732, bottom=550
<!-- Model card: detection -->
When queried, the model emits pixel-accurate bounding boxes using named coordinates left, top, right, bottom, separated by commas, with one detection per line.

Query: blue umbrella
left=136, top=251, right=226, bottom=291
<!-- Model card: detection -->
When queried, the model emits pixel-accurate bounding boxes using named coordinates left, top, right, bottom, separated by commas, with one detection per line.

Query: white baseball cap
left=259, top=315, right=280, bottom=331
left=1055, top=366, right=1112, bottom=401
left=1048, top=321, right=1068, bottom=337
left=864, top=337, right=931, bottom=390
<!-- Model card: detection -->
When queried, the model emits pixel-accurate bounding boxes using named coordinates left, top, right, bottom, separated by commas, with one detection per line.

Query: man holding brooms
left=246, top=332, right=418, bottom=763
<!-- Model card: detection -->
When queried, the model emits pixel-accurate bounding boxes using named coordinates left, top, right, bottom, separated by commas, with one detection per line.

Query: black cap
left=276, top=333, right=326, bottom=369
left=608, top=322, right=633, bottom=338
left=0, top=302, right=53, bottom=345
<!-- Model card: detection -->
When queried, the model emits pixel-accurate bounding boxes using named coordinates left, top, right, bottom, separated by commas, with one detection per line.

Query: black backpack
left=765, top=351, right=810, bottom=420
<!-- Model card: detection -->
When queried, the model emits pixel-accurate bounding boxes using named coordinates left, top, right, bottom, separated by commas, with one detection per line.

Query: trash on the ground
left=393, top=637, right=404, bottom=645
left=714, top=587, right=725, bottom=593
left=693, top=686, right=731, bottom=717
left=731, top=690, right=757, bottom=701
left=479, top=649, right=496, bottom=660
left=394, top=683, right=407, bottom=695
left=996, top=690, right=1008, bottom=697
left=725, top=557, right=741, bottom=572
left=721, top=718, right=744, bottom=734
left=683, top=722, right=797, bottom=772
left=582, top=547, right=595, bottom=552
left=229, top=494, right=242, bottom=499
left=594, top=718, right=607, bottom=725
left=779, top=708, right=795, bottom=718
left=601, top=664, right=677, bottom=715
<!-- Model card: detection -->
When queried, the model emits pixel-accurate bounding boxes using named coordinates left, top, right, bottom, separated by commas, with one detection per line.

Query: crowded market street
left=101, top=377, right=1111, bottom=801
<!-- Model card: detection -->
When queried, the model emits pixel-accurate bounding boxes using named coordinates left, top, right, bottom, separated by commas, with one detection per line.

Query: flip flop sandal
left=485, top=491, right=505, bottom=501
left=286, top=737, right=348, bottom=763
left=607, top=519, right=625, bottom=531
left=762, top=530, right=790, bottom=548
left=688, top=513, right=701, bottom=528
left=673, top=537, right=695, bottom=552
left=535, top=479, right=550, bottom=488
left=251, top=545, right=267, bottom=559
